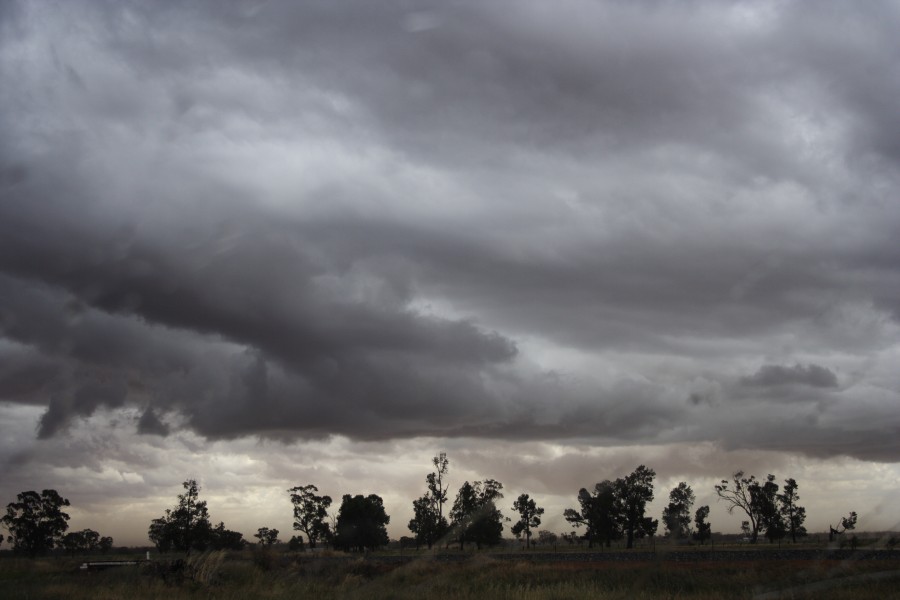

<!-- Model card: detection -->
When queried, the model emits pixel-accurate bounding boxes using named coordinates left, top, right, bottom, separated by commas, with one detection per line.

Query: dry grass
left=1, top=551, right=898, bottom=599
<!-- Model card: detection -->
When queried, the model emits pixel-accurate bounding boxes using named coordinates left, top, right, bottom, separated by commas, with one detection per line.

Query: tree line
left=1, top=455, right=860, bottom=555
left=0, top=490, right=114, bottom=557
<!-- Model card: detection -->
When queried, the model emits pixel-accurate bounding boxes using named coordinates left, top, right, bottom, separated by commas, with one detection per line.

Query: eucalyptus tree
left=334, top=494, right=390, bottom=552
left=564, top=480, right=619, bottom=548
left=148, top=479, right=213, bottom=555
left=408, top=453, right=450, bottom=549
left=715, top=472, right=764, bottom=543
left=254, top=527, right=280, bottom=546
left=615, top=465, right=656, bottom=549
left=662, top=482, right=695, bottom=539
left=450, top=479, right=505, bottom=549
left=511, top=493, right=544, bottom=548
left=777, top=478, right=807, bottom=543
left=755, top=475, right=786, bottom=544
left=287, top=484, right=332, bottom=549
left=2, top=489, right=71, bottom=557
left=693, top=505, right=711, bottom=544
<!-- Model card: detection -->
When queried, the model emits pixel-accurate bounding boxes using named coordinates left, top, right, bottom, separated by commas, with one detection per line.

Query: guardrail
left=79, top=560, right=149, bottom=571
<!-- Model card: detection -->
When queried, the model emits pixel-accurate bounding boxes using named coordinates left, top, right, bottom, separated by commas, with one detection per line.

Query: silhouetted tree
left=753, top=474, right=785, bottom=544
left=61, top=529, right=101, bottom=554
left=563, top=480, right=620, bottom=548
left=62, top=531, right=86, bottom=555
left=287, top=484, right=332, bottom=549
left=511, top=493, right=544, bottom=548
left=693, top=506, right=711, bottom=544
left=638, top=515, right=659, bottom=543
left=778, top=478, right=807, bottom=543
left=829, top=511, right=858, bottom=542
left=715, top=472, right=764, bottom=543
left=209, top=521, right=246, bottom=550
left=430, top=452, right=450, bottom=522
left=2, top=490, right=70, bottom=556
left=537, top=530, right=558, bottom=546
left=98, top=536, right=114, bottom=552
left=408, top=454, right=451, bottom=549
left=334, top=494, right=390, bottom=552
left=83, top=528, right=100, bottom=551
left=615, top=465, right=656, bottom=549
left=147, top=479, right=212, bottom=554
left=409, top=495, right=448, bottom=549
left=449, top=479, right=505, bottom=550
left=148, top=517, right=171, bottom=553
left=254, top=527, right=280, bottom=546
left=662, top=482, right=695, bottom=539
left=288, top=535, right=304, bottom=551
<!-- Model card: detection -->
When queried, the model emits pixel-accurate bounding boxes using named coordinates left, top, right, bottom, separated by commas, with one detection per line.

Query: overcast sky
left=1, top=0, right=899, bottom=546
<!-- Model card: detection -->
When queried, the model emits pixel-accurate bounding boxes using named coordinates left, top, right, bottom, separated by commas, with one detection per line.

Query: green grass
left=1, top=549, right=898, bottom=599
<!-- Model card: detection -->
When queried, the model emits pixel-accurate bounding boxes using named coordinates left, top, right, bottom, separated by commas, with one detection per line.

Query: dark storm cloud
left=0, top=0, right=899, bottom=464
left=741, top=364, right=839, bottom=389
left=136, top=407, right=170, bottom=436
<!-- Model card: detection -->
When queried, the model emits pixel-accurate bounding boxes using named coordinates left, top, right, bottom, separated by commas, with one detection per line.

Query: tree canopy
left=2, top=490, right=71, bottom=556
left=210, top=521, right=246, bottom=550
left=60, top=528, right=113, bottom=554
left=254, top=527, right=280, bottom=546
left=615, top=465, right=656, bottom=549
left=564, top=466, right=656, bottom=550
left=716, top=472, right=811, bottom=544
left=715, top=471, right=764, bottom=543
left=693, top=505, right=711, bottom=545
left=408, top=453, right=450, bottom=549
left=511, top=493, right=544, bottom=548
left=564, top=480, right=620, bottom=548
left=778, top=478, right=807, bottom=543
left=449, top=479, right=505, bottom=550
left=287, top=484, right=332, bottom=549
left=334, top=494, right=390, bottom=552
left=147, top=479, right=214, bottom=554
left=662, top=482, right=695, bottom=539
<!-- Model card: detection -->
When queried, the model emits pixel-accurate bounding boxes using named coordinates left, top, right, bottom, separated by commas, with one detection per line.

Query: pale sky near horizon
left=1, top=0, right=899, bottom=546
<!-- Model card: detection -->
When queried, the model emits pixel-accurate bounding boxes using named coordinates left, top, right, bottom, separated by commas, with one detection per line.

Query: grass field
left=1, top=544, right=899, bottom=599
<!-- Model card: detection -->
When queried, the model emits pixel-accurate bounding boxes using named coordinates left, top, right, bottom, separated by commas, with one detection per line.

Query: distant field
left=2, top=545, right=899, bottom=599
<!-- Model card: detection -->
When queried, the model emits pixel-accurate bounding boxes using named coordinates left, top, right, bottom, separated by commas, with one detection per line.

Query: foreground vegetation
left=2, top=544, right=898, bottom=600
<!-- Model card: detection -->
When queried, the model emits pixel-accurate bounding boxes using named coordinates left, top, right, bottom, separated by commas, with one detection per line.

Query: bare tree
left=430, top=452, right=450, bottom=522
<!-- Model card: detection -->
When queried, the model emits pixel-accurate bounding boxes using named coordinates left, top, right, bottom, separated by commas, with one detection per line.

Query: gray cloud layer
left=741, top=364, right=839, bottom=389
left=1, top=1, right=899, bottom=462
